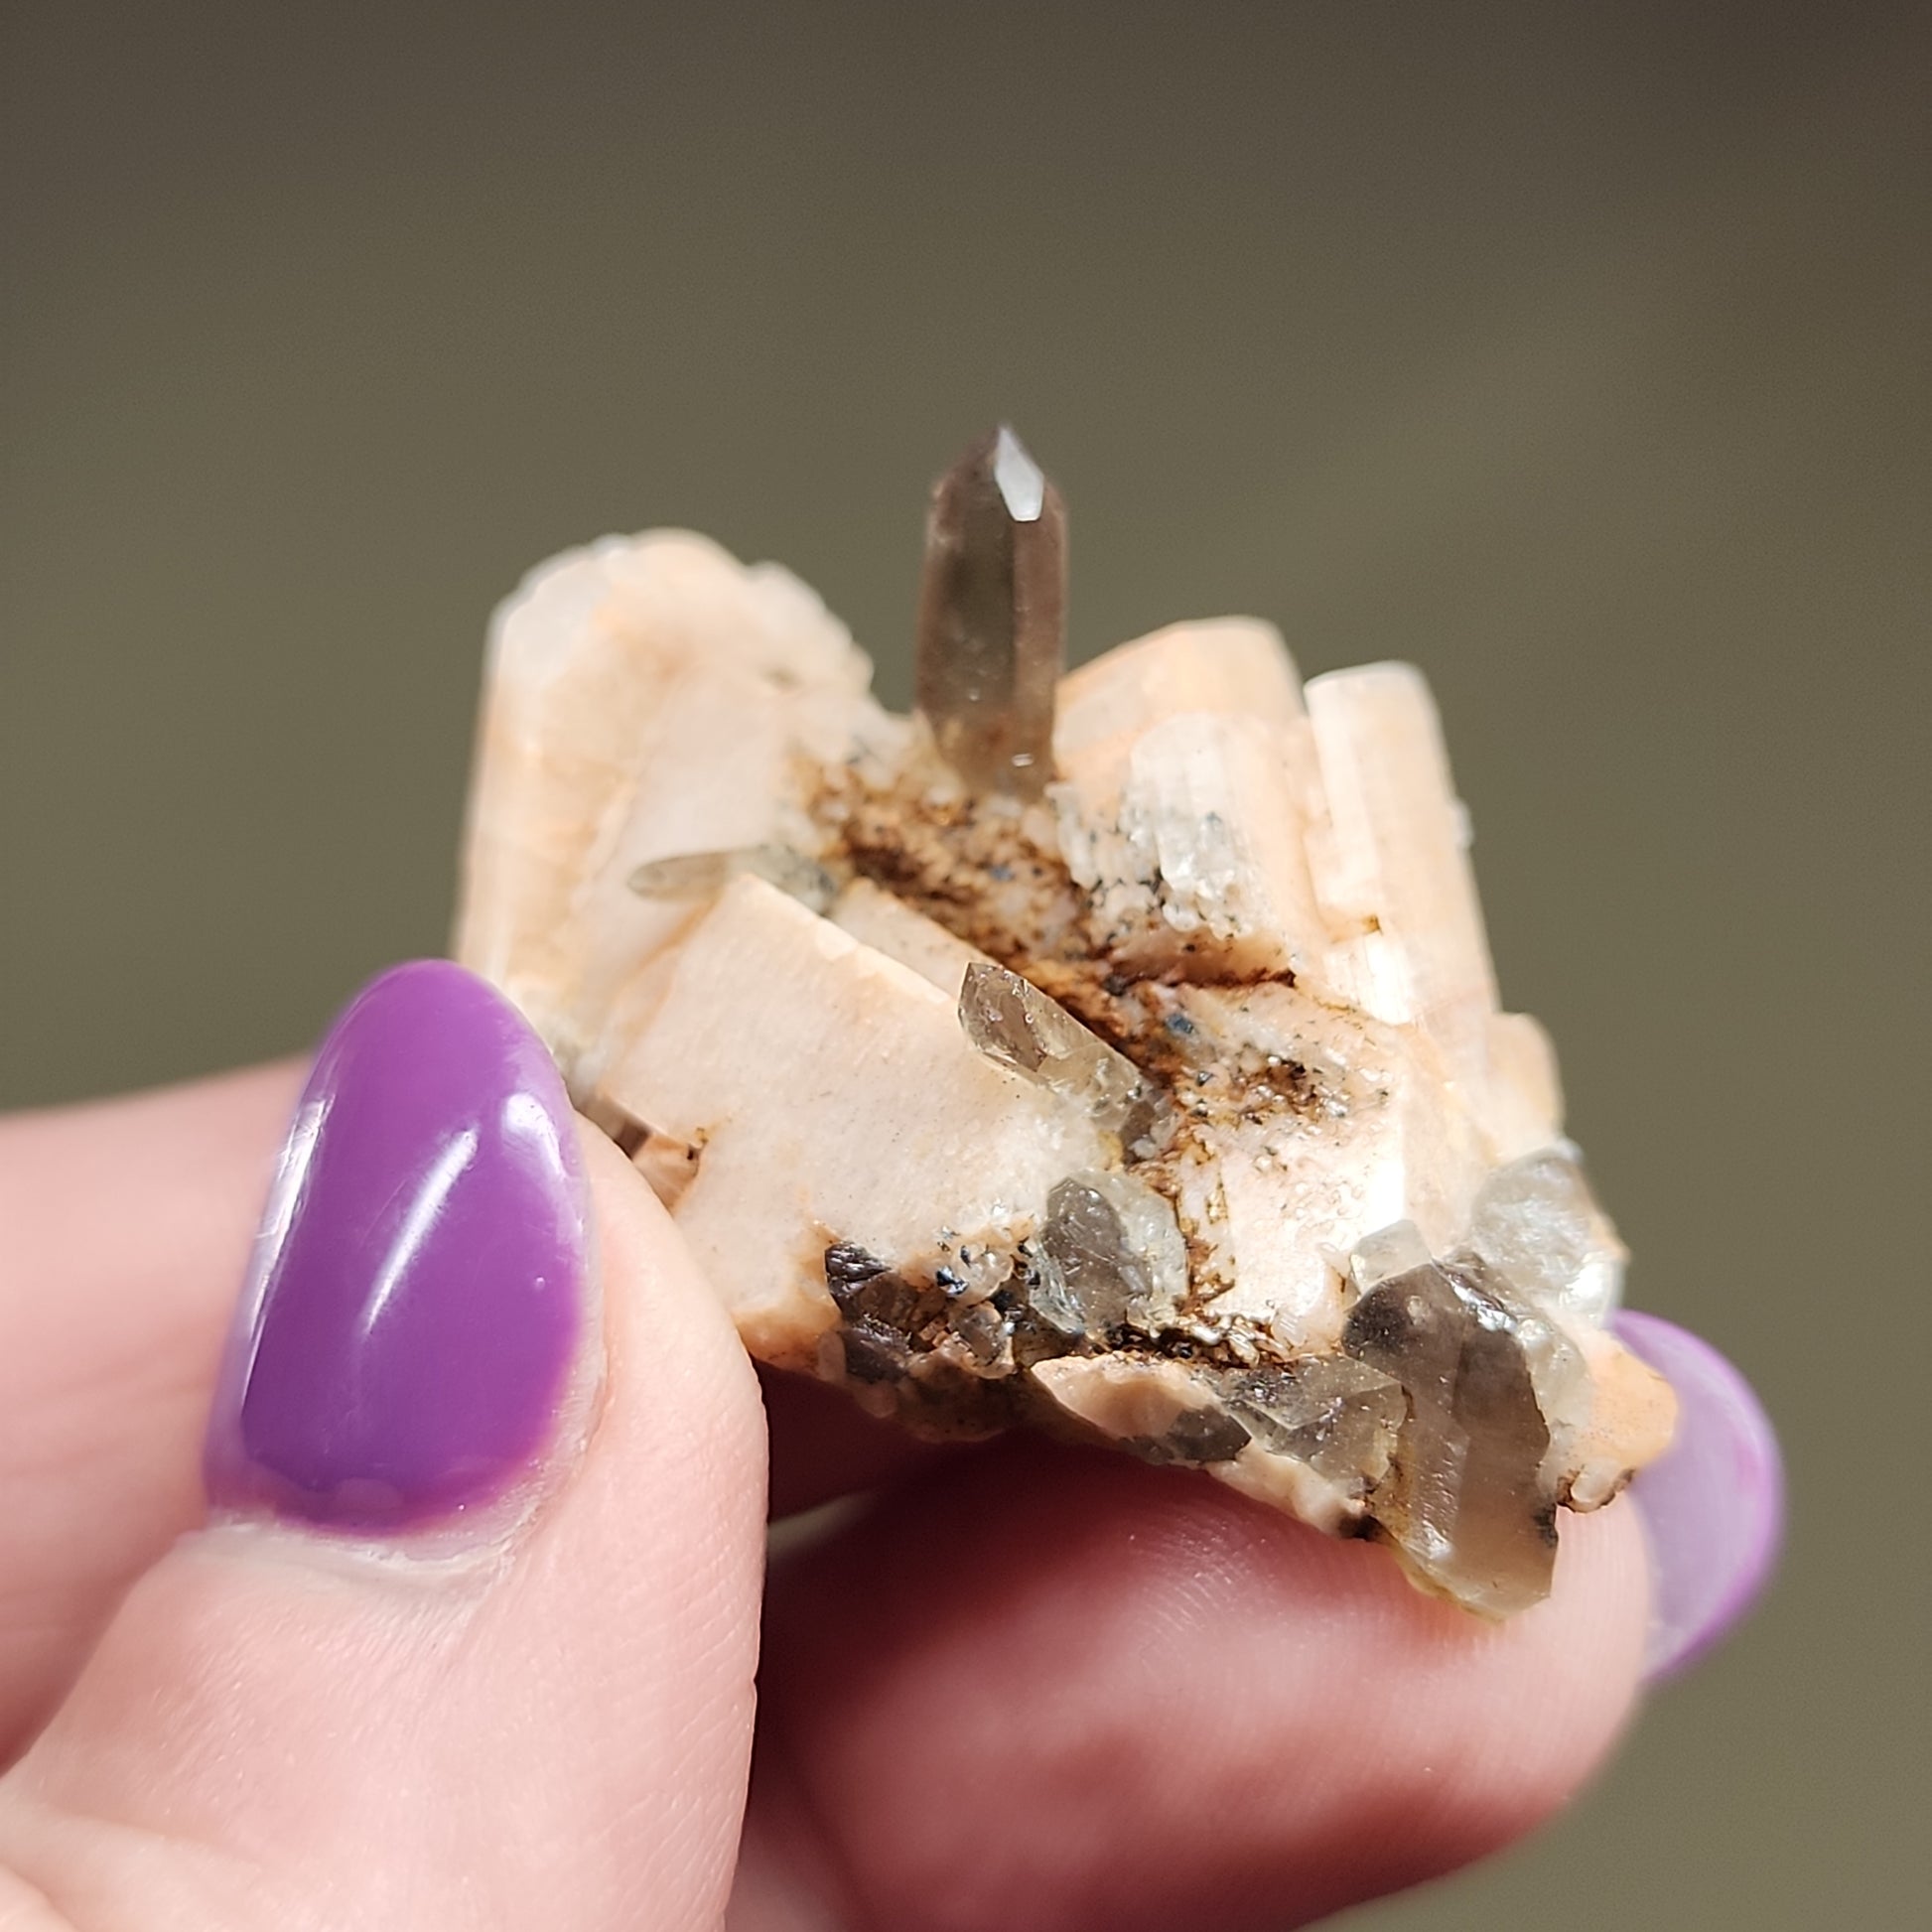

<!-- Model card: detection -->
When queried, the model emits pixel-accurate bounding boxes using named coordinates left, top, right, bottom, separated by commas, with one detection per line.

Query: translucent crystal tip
left=915, top=428, right=1066, bottom=798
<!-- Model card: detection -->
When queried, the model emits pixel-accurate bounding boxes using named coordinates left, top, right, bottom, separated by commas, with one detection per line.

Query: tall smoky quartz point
left=915, top=426, right=1067, bottom=798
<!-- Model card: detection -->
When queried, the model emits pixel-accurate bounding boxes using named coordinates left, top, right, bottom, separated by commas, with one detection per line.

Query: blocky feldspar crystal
left=914, top=426, right=1066, bottom=798
left=452, top=438, right=1681, bottom=1618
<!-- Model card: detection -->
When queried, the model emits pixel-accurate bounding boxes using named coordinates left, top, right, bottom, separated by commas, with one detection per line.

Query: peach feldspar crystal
left=455, top=429, right=1674, bottom=1615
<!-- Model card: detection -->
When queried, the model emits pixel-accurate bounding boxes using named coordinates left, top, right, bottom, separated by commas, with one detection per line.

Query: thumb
left=0, top=963, right=766, bottom=1932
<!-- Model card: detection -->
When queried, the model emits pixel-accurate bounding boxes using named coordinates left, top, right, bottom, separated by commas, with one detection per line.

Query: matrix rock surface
left=455, top=431, right=1675, bottom=1615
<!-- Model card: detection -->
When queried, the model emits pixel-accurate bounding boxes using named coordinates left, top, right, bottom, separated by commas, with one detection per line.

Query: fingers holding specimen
left=752, top=1440, right=1648, bottom=1932
left=0, top=965, right=767, bottom=1932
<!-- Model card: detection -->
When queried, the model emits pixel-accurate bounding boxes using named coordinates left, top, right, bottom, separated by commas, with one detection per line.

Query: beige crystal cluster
left=455, top=429, right=1676, bottom=1616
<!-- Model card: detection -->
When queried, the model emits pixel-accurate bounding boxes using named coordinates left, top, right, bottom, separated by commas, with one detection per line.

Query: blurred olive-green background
left=3, top=3, right=1925, bottom=1925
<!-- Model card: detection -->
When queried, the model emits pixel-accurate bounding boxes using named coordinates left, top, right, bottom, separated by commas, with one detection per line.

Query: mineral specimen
left=455, top=428, right=1676, bottom=1615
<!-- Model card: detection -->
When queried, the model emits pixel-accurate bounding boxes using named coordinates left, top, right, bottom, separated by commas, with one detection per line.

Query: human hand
left=0, top=962, right=1778, bottom=1931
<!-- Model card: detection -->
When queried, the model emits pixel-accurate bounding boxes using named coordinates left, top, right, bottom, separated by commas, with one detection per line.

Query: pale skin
left=0, top=1065, right=1649, bottom=1931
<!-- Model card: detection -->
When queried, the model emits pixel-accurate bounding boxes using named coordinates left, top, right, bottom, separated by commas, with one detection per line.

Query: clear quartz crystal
left=627, top=844, right=838, bottom=913
left=1349, top=1219, right=1434, bottom=1293
left=1033, top=1171, right=1189, bottom=1335
left=1221, top=1356, right=1407, bottom=1494
left=1459, top=1147, right=1626, bottom=1322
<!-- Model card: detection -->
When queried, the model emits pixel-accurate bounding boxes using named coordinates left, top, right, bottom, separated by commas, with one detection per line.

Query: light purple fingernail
left=1614, top=1310, right=1783, bottom=1682
left=205, top=960, right=592, bottom=1535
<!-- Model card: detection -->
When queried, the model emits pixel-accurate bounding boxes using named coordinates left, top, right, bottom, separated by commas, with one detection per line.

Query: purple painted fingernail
left=1614, top=1311, right=1783, bottom=1682
left=206, top=960, right=593, bottom=1535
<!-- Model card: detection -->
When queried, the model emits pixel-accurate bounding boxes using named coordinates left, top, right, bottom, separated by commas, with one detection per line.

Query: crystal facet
left=914, top=427, right=1066, bottom=798
left=1035, top=1171, right=1188, bottom=1335
left=1343, top=1263, right=1559, bottom=1615
left=627, top=844, right=839, bottom=912
left=1459, top=1147, right=1626, bottom=1323
left=1221, top=1356, right=1407, bottom=1495
left=958, top=961, right=1164, bottom=1149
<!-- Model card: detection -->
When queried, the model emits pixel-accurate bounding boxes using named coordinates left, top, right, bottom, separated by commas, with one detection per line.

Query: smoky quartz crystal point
left=454, top=433, right=1682, bottom=1617
left=1344, top=1264, right=1560, bottom=1615
left=914, top=426, right=1067, bottom=798
left=958, top=961, right=1166, bottom=1152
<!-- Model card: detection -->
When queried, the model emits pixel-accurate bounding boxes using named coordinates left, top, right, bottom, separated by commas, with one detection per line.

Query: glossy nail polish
left=1615, top=1311, right=1783, bottom=1681
left=206, top=960, right=592, bottom=1534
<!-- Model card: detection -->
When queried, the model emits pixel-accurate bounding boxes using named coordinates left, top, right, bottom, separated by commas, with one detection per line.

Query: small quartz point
left=1459, top=1148, right=1626, bottom=1323
left=1033, top=1171, right=1189, bottom=1335
left=915, top=426, right=1067, bottom=798
left=628, top=845, right=838, bottom=914
left=1343, top=1263, right=1558, bottom=1616
left=1127, top=1405, right=1254, bottom=1468
left=1349, top=1220, right=1435, bottom=1294
left=1222, top=1356, right=1407, bottom=1495
left=959, top=961, right=1165, bottom=1148
left=821, top=1242, right=938, bottom=1387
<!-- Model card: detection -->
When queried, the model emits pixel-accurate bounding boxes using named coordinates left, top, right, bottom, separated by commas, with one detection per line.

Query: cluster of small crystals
left=455, top=427, right=1674, bottom=1617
